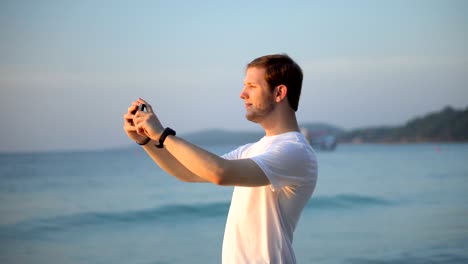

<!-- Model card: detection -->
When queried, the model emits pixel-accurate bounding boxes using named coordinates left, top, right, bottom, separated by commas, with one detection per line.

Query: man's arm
left=123, top=103, right=206, bottom=183
left=162, top=135, right=270, bottom=187
left=131, top=98, right=270, bottom=187
left=141, top=140, right=208, bottom=183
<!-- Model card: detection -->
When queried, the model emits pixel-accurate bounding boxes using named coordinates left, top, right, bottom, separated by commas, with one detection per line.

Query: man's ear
left=275, top=85, right=288, bottom=103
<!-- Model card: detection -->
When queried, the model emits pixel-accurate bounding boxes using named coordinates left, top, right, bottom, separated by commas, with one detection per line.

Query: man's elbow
left=209, top=167, right=231, bottom=186
left=212, top=176, right=232, bottom=186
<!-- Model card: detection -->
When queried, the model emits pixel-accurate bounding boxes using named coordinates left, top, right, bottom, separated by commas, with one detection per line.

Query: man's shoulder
left=268, top=132, right=312, bottom=149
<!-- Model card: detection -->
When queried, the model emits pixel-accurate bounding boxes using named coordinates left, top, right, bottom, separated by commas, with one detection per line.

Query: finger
left=133, top=115, right=150, bottom=132
left=133, top=114, right=143, bottom=125
left=125, top=113, right=140, bottom=128
left=123, top=113, right=136, bottom=125
left=124, top=113, right=135, bottom=119
left=138, top=98, right=155, bottom=113
left=137, top=98, right=154, bottom=113
left=135, top=123, right=147, bottom=136
left=132, top=111, right=146, bottom=120
left=129, top=99, right=145, bottom=112
left=128, top=104, right=139, bottom=114
left=130, top=100, right=140, bottom=108
left=123, top=122, right=137, bottom=131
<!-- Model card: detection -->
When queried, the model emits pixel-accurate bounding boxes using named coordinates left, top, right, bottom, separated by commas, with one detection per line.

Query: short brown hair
left=247, top=54, right=303, bottom=111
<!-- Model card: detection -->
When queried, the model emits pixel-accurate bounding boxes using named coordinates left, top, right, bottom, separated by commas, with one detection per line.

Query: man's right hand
left=123, top=101, right=150, bottom=143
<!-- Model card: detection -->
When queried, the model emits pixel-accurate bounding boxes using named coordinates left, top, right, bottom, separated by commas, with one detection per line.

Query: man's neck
left=261, top=108, right=300, bottom=137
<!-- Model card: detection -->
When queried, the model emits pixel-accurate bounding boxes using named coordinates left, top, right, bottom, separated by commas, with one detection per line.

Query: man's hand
left=132, top=98, right=165, bottom=141
left=123, top=101, right=148, bottom=143
left=123, top=98, right=162, bottom=143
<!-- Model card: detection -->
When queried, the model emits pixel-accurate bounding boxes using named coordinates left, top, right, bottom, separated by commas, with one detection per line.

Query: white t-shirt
left=221, top=131, right=318, bottom=264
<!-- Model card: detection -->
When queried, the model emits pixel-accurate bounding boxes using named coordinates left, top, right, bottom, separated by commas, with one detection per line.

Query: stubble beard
left=245, top=100, right=276, bottom=123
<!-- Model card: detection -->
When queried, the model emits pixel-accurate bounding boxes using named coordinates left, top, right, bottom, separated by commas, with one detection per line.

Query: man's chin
left=245, top=113, right=261, bottom=123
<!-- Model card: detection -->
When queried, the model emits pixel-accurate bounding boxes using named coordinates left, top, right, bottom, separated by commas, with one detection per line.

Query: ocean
left=1, top=143, right=467, bottom=264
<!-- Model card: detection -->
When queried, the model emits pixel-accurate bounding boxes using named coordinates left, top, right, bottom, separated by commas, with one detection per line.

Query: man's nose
left=240, top=88, right=248, bottom=99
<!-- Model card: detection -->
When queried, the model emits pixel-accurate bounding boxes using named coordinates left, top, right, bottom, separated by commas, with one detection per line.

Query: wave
left=0, top=194, right=394, bottom=238
left=0, top=202, right=231, bottom=239
left=307, top=194, right=394, bottom=209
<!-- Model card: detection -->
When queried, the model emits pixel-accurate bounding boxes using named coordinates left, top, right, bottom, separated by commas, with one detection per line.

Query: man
left=123, top=54, right=318, bottom=263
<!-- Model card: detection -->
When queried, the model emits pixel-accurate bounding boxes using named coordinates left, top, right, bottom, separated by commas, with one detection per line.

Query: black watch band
left=155, top=127, right=176, bottom=148
left=136, top=137, right=151, bottom=146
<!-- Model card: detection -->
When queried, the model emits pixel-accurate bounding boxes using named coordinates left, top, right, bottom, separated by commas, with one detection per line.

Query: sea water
left=0, top=143, right=467, bottom=264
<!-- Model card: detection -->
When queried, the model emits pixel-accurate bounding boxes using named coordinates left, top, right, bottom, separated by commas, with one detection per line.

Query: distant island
left=183, top=106, right=468, bottom=146
left=339, top=106, right=468, bottom=143
left=182, top=122, right=344, bottom=148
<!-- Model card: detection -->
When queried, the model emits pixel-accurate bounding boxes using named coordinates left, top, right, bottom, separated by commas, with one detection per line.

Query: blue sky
left=1, top=0, right=467, bottom=152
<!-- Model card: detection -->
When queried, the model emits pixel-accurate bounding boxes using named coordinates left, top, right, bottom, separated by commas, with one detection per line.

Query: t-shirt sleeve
left=221, top=143, right=253, bottom=160
left=250, top=142, right=317, bottom=192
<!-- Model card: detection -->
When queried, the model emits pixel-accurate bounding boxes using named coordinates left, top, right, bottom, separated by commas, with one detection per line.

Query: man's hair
left=247, top=54, right=303, bottom=111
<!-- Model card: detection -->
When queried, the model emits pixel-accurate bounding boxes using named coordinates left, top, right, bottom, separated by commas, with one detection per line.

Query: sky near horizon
left=1, top=0, right=467, bottom=152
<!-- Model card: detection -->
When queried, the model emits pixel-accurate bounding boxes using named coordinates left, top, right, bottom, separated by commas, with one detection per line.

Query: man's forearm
left=161, top=134, right=270, bottom=187
left=163, top=135, right=229, bottom=185
left=142, top=141, right=207, bottom=182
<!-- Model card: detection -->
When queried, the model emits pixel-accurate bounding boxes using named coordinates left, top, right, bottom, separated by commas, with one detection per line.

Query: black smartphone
left=131, top=104, right=147, bottom=114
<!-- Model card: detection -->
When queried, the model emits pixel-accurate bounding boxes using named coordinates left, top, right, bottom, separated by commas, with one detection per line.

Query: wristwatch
left=155, top=127, right=176, bottom=148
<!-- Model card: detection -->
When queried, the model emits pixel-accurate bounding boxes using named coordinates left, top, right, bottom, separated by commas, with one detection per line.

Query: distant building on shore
left=301, top=127, right=337, bottom=151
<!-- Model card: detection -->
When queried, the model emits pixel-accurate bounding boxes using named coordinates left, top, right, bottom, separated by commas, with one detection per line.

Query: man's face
left=240, top=67, right=275, bottom=123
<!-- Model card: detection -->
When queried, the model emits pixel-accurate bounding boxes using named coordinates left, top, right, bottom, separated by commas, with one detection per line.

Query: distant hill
left=183, top=129, right=263, bottom=146
left=138, top=106, right=467, bottom=148
left=339, top=106, right=468, bottom=143
left=183, top=123, right=344, bottom=146
left=300, top=122, right=345, bottom=136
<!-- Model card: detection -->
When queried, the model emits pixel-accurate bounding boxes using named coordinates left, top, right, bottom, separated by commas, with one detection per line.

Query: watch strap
left=155, top=127, right=176, bottom=148
left=136, top=137, right=151, bottom=146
